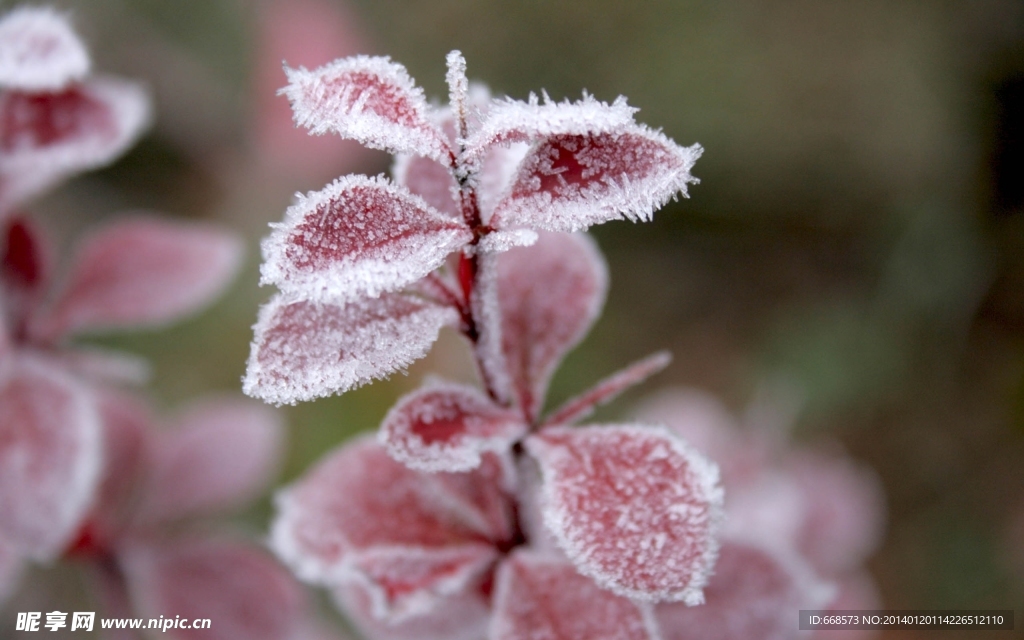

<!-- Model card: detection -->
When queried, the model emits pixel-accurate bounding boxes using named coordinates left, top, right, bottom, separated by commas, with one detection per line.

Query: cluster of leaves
left=0, top=9, right=334, bottom=639
left=246, top=51, right=744, bottom=639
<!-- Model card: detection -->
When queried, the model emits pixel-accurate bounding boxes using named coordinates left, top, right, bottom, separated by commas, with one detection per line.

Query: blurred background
left=10, top=0, right=1023, bottom=635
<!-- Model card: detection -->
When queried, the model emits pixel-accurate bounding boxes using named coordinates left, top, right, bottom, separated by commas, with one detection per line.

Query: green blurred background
left=12, top=0, right=1024, bottom=634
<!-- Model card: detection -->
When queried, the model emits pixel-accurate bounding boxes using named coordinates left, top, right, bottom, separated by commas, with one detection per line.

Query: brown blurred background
left=18, top=0, right=1024, bottom=636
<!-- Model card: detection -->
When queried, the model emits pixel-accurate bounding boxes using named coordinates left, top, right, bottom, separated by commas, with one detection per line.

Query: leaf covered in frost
left=490, top=550, right=659, bottom=640
left=491, top=126, right=701, bottom=233
left=120, top=537, right=305, bottom=640
left=260, top=174, right=472, bottom=302
left=525, top=424, right=723, bottom=603
left=0, top=78, right=149, bottom=213
left=0, top=7, right=89, bottom=91
left=282, top=55, right=450, bottom=161
left=34, top=218, right=242, bottom=340
left=270, top=437, right=502, bottom=620
left=380, top=380, right=526, bottom=473
left=336, top=579, right=490, bottom=640
left=0, top=356, right=101, bottom=561
left=464, top=93, right=637, bottom=161
left=498, top=232, right=607, bottom=421
left=244, top=292, right=457, bottom=405
left=654, top=539, right=834, bottom=640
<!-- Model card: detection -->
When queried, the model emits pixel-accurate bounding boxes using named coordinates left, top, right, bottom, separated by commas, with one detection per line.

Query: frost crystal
left=0, top=7, right=89, bottom=91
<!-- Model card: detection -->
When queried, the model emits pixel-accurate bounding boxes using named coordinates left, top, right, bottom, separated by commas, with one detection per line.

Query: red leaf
left=33, top=218, right=242, bottom=340
left=134, top=397, right=283, bottom=525
left=490, top=550, right=659, bottom=640
left=491, top=125, right=701, bottom=233
left=464, top=93, right=638, bottom=161
left=0, top=7, right=89, bottom=91
left=525, top=424, right=723, bottom=603
left=1, top=217, right=47, bottom=292
left=120, top=537, right=305, bottom=640
left=0, top=355, right=101, bottom=560
left=498, top=232, right=607, bottom=421
left=260, top=174, right=472, bottom=302
left=380, top=380, right=526, bottom=473
left=0, top=78, right=149, bottom=213
left=654, top=540, right=834, bottom=640
left=282, top=55, right=451, bottom=161
left=392, top=152, right=459, bottom=219
left=270, top=437, right=503, bottom=620
left=543, top=351, right=672, bottom=427
left=336, top=579, right=490, bottom=640
left=244, top=292, right=457, bottom=405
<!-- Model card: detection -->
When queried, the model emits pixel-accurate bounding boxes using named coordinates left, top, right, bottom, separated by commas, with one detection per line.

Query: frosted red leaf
left=491, top=125, right=701, bottom=233
left=0, top=77, right=149, bottom=214
left=543, top=351, right=672, bottom=427
left=497, top=232, right=607, bottom=421
left=120, top=537, right=305, bottom=640
left=0, top=356, right=100, bottom=561
left=787, top=451, right=885, bottom=575
left=380, top=380, right=526, bottom=473
left=655, top=540, right=834, bottom=640
left=0, top=7, right=89, bottom=91
left=429, top=451, right=517, bottom=544
left=260, top=174, right=472, bottom=302
left=134, top=397, right=283, bottom=525
left=525, top=424, right=723, bottom=603
left=270, top=438, right=502, bottom=618
left=464, top=93, right=638, bottom=161
left=244, top=292, right=457, bottom=405
left=282, top=56, right=450, bottom=161
left=336, top=579, right=490, bottom=640
left=32, top=218, right=241, bottom=340
left=490, top=550, right=659, bottom=640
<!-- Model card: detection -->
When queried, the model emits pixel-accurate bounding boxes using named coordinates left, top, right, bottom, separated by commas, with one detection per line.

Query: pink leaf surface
left=0, top=77, right=149, bottom=213
left=491, top=126, right=701, bottom=233
left=0, top=7, right=89, bottom=91
left=655, top=540, right=834, bottom=640
left=336, top=579, right=490, bottom=640
left=270, top=437, right=502, bottom=619
left=544, top=351, right=672, bottom=427
left=281, top=56, right=450, bottom=161
left=490, top=550, right=659, bottom=640
left=134, top=397, right=283, bottom=525
left=35, top=218, right=242, bottom=340
left=244, top=292, right=456, bottom=405
left=497, top=232, right=607, bottom=421
left=391, top=153, right=459, bottom=219
left=1, top=217, right=48, bottom=294
left=120, top=537, right=304, bottom=640
left=787, top=451, right=886, bottom=575
left=525, top=424, right=723, bottom=603
left=380, top=380, right=526, bottom=473
left=0, top=355, right=100, bottom=560
left=464, top=94, right=638, bottom=161
left=260, top=174, right=472, bottom=302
